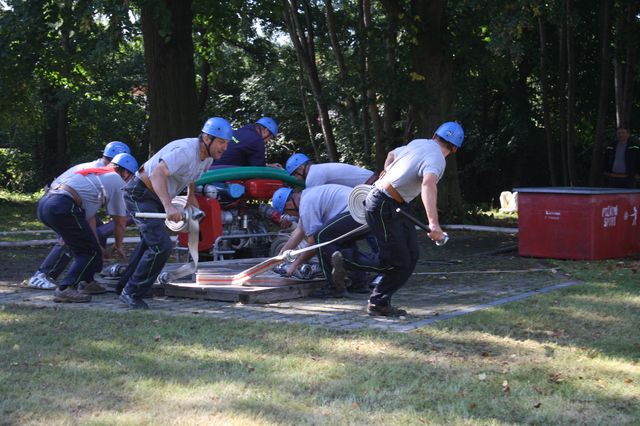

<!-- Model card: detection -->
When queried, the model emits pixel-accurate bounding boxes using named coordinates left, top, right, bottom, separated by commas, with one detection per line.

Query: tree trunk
left=409, top=0, right=463, bottom=219
left=40, top=86, right=69, bottom=182
left=359, top=0, right=385, bottom=171
left=324, top=0, right=359, bottom=144
left=620, top=1, right=640, bottom=127
left=356, top=0, right=371, bottom=164
left=298, top=69, right=321, bottom=161
left=141, top=0, right=199, bottom=155
left=565, top=0, right=577, bottom=186
left=538, top=15, right=558, bottom=187
left=558, top=16, right=569, bottom=185
left=283, top=0, right=338, bottom=161
left=589, top=0, right=611, bottom=187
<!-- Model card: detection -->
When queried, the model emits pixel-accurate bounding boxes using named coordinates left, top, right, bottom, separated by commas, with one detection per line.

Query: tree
left=140, top=0, right=199, bottom=154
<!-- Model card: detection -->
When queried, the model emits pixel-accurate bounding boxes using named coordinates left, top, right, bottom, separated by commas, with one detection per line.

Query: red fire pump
left=177, top=178, right=293, bottom=260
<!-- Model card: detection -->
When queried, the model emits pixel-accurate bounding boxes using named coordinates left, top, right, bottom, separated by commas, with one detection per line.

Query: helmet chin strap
left=202, top=135, right=215, bottom=158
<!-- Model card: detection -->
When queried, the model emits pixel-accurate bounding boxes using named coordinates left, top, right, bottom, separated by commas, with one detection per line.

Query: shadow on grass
left=1, top=303, right=638, bottom=425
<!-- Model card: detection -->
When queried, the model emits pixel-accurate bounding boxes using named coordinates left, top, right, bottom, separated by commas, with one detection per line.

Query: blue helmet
left=111, top=153, right=139, bottom=174
left=202, top=117, right=233, bottom=141
left=285, top=153, right=310, bottom=176
left=435, top=122, right=464, bottom=148
left=271, top=187, right=293, bottom=214
left=103, top=141, right=130, bottom=159
left=257, top=117, right=278, bottom=137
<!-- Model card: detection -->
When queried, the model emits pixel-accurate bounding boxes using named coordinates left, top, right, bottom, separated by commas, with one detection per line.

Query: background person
left=285, top=153, right=378, bottom=187
left=212, top=116, right=282, bottom=168
left=603, top=126, right=639, bottom=188
left=119, top=117, right=233, bottom=309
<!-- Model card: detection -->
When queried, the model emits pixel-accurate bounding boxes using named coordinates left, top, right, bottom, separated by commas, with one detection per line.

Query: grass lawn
left=1, top=260, right=639, bottom=425
left=0, top=190, right=46, bottom=232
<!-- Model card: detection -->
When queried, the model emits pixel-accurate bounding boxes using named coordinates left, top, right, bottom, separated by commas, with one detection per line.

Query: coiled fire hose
left=348, top=184, right=373, bottom=225
left=347, top=184, right=449, bottom=245
left=134, top=196, right=205, bottom=283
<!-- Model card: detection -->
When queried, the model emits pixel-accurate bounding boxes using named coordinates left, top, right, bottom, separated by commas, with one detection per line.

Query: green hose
left=196, top=166, right=304, bottom=187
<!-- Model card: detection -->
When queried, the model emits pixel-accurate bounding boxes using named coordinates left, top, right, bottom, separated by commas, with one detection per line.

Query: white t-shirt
left=305, top=163, right=375, bottom=188
left=61, top=171, right=127, bottom=219
left=375, top=139, right=446, bottom=203
left=299, top=184, right=351, bottom=236
left=138, top=138, right=213, bottom=198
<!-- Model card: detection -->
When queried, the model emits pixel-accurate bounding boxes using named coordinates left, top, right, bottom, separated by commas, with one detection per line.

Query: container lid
left=513, top=187, right=640, bottom=195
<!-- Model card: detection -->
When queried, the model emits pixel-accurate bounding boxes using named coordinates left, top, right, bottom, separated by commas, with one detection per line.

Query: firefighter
left=271, top=184, right=371, bottom=297
left=362, top=121, right=464, bottom=317
left=119, top=117, right=233, bottom=309
left=27, top=141, right=132, bottom=290
left=285, top=153, right=378, bottom=187
left=50, top=141, right=131, bottom=186
left=34, top=153, right=137, bottom=303
left=212, top=116, right=282, bottom=169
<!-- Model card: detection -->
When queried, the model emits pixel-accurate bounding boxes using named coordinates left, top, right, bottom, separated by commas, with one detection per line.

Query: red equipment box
left=516, top=187, right=640, bottom=259
left=178, top=195, right=222, bottom=252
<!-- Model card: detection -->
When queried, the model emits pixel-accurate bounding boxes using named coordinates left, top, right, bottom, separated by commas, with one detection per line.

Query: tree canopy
left=1, top=0, right=638, bottom=218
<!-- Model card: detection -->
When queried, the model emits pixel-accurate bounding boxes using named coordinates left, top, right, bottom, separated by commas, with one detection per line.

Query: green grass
left=0, top=189, right=45, bottom=232
left=1, top=260, right=639, bottom=425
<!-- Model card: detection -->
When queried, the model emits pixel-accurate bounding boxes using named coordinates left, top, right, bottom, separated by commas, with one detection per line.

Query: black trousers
left=363, top=188, right=418, bottom=307
left=314, top=212, right=369, bottom=287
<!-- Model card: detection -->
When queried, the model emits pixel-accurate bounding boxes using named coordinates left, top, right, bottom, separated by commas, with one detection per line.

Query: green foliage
left=0, top=148, right=39, bottom=193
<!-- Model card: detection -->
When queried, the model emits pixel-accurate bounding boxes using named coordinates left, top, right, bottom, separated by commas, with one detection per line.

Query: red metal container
left=516, top=187, right=640, bottom=259
left=178, top=195, right=223, bottom=252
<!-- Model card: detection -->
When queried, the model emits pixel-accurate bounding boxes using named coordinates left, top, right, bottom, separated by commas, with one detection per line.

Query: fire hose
left=347, top=184, right=449, bottom=245
left=134, top=196, right=205, bottom=283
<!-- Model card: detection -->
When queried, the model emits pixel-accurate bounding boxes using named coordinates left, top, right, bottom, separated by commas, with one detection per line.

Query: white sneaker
left=27, top=272, right=57, bottom=290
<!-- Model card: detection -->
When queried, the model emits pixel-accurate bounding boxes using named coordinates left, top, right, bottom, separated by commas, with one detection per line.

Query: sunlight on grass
left=2, top=258, right=640, bottom=426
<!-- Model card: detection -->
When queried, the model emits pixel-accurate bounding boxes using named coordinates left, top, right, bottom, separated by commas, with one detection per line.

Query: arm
left=280, top=221, right=306, bottom=253
left=149, top=161, right=182, bottom=222
left=286, top=235, right=316, bottom=275
left=112, top=215, right=128, bottom=258
left=87, top=215, right=107, bottom=259
left=421, top=172, right=444, bottom=242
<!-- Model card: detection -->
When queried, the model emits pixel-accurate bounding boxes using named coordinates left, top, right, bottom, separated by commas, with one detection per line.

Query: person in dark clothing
left=603, top=126, right=639, bottom=188
left=212, top=117, right=282, bottom=168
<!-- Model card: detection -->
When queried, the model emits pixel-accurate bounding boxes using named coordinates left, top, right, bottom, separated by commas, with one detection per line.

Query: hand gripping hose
left=134, top=196, right=205, bottom=283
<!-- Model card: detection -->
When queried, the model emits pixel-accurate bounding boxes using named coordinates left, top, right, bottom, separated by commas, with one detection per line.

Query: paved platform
left=0, top=231, right=577, bottom=332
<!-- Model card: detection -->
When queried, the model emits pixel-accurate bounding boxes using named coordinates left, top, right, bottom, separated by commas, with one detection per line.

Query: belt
left=52, top=184, right=83, bottom=207
left=364, top=173, right=379, bottom=185
left=606, top=172, right=628, bottom=178
left=137, top=169, right=157, bottom=195
left=378, top=179, right=405, bottom=204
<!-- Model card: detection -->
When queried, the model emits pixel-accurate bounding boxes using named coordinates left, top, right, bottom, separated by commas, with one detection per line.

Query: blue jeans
left=121, top=178, right=173, bottom=298
left=364, top=188, right=419, bottom=306
left=37, top=193, right=102, bottom=288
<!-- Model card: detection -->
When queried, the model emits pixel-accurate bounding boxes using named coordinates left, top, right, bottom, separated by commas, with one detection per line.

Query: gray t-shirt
left=299, top=184, right=351, bottom=236
left=137, top=138, right=213, bottom=198
left=60, top=171, right=127, bottom=219
left=51, top=158, right=107, bottom=188
left=375, top=139, right=446, bottom=203
left=306, top=163, right=375, bottom=188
